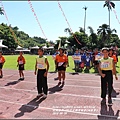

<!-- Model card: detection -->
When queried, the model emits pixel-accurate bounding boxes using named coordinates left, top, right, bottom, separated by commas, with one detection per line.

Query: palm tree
left=64, top=28, right=72, bottom=35
left=83, top=6, right=87, bottom=33
left=0, top=7, right=4, bottom=15
left=103, top=0, right=115, bottom=28
left=79, top=27, right=85, bottom=33
left=97, top=24, right=116, bottom=44
left=88, top=26, right=98, bottom=47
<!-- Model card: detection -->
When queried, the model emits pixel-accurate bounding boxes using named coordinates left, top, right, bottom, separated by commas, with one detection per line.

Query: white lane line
left=0, top=99, right=119, bottom=119
left=2, top=74, right=120, bottom=84
left=2, top=72, right=56, bottom=78
left=48, top=78, right=120, bottom=84
left=49, top=83, right=120, bottom=90
left=0, top=86, right=120, bottom=101
left=1, top=78, right=120, bottom=90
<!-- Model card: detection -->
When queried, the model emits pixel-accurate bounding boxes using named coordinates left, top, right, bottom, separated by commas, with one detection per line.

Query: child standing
left=55, top=48, right=68, bottom=86
left=85, top=52, right=91, bottom=70
left=34, top=48, right=49, bottom=99
left=73, top=49, right=81, bottom=72
left=98, top=48, right=118, bottom=105
left=109, top=48, right=117, bottom=65
left=17, top=51, right=25, bottom=80
left=0, top=51, right=5, bottom=78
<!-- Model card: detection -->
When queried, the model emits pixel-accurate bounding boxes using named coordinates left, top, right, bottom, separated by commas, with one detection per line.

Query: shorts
left=18, top=64, right=24, bottom=70
left=86, top=63, right=90, bottom=67
left=0, top=63, right=3, bottom=69
left=93, top=61, right=99, bottom=65
left=57, top=66, right=66, bottom=71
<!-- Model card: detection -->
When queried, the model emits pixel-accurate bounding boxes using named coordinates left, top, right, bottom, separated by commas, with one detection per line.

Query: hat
left=102, top=47, right=109, bottom=52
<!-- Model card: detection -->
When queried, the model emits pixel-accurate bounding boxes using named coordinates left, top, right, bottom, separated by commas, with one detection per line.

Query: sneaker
left=42, top=94, right=47, bottom=99
left=60, top=81, right=65, bottom=88
left=36, top=93, right=43, bottom=98
left=19, top=78, right=22, bottom=80
left=108, top=98, right=113, bottom=105
left=21, top=77, right=24, bottom=80
left=58, top=81, right=61, bottom=86
left=101, top=98, right=106, bottom=104
left=54, top=77, right=58, bottom=80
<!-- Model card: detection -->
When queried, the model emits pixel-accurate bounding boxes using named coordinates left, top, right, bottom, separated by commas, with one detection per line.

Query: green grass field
left=3, top=55, right=120, bottom=74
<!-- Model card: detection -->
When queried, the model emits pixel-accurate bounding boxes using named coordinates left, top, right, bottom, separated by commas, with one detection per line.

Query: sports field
left=3, top=55, right=120, bottom=74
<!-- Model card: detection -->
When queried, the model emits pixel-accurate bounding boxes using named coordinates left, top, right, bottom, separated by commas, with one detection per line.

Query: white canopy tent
left=0, top=40, right=8, bottom=48
left=0, top=40, right=8, bottom=51
left=30, top=46, right=39, bottom=49
left=16, top=45, right=23, bottom=50
left=42, top=46, right=54, bottom=49
left=42, top=46, right=47, bottom=49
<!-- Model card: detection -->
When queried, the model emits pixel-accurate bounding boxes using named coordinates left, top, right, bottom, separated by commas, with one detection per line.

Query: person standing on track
left=34, top=48, right=49, bottom=99
left=53, top=49, right=59, bottom=72
left=109, top=48, right=117, bottom=65
left=98, top=47, right=118, bottom=105
left=85, top=52, right=91, bottom=70
left=73, top=49, right=81, bottom=72
left=55, top=48, right=68, bottom=86
left=17, top=51, right=25, bottom=80
left=0, top=51, right=5, bottom=78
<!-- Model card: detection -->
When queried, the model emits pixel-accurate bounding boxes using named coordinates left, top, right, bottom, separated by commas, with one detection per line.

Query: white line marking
left=48, top=78, right=120, bottom=84
left=0, top=99, right=119, bottom=119
left=2, top=74, right=120, bottom=84
left=2, top=78, right=120, bottom=90
left=1, top=76, right=120, bottom=92
left=0, top=86, right=120, bottom=101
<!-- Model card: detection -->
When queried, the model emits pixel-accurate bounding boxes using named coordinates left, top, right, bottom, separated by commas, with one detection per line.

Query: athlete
left=98, top=47, right=118, bottom=105
left=55, top=48, right=68, bottom=86
left=0, top=51, right=5, bottom=78
left=17, top=51, right=25, bottom=80
left=34, top=48, right=49, bottom=99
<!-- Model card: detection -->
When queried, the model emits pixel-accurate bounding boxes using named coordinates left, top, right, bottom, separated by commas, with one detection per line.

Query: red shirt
left=17, top=56, right=25, bottom=65
left=0, top=56, right=5, bottom=63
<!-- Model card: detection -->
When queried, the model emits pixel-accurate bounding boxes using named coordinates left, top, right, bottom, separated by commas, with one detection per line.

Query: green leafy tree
left=88, top=26, right=98, bottom=49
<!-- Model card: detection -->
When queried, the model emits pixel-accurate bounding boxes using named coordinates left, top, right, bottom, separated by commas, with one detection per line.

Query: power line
left=58, top=1, right=82, bottom=45
left=28, top=0, right=47, bottom=40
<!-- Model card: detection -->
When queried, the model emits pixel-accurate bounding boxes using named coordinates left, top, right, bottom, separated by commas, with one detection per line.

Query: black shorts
left=57, top=66, right=66, bottom=71
left=0, top=63, right=3, bottom=69
left=94, top=60, right=99, bottom=65
left=18, top=64, right=24, bottom=70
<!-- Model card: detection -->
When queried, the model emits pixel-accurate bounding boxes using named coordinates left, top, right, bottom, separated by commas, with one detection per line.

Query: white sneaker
left=37, top=93, right=43, bottom=98
left=42, top=94, right=47, bottom=99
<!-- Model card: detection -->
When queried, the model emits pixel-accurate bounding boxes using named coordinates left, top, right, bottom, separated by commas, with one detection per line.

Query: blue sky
left=0, top=1, right=120, bottom=41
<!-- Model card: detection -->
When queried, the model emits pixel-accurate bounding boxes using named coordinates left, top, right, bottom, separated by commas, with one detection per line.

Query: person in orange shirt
left=17, top=51, right=26, bottom=80
left=55, top=48, right=68, bottom=86
left=109, top=48, right=117, bottom=65
left=0, top=51, right=5, bottom=78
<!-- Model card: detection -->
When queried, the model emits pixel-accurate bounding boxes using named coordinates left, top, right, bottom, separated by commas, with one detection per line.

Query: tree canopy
left=0, top=23, right=47, bottom=49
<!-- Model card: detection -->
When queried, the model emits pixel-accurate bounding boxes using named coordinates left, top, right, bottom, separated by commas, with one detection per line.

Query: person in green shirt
left=34, top=48, right=49, bottom=99
left=98, top=47, right=118, bottom=105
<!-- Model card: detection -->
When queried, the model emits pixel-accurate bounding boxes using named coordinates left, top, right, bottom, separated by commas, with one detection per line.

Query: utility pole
left=83, top=6, right=87, bottom=34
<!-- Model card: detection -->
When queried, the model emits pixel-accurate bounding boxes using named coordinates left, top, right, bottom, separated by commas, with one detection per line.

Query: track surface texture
left=0, top=69, right=120, bottom=119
